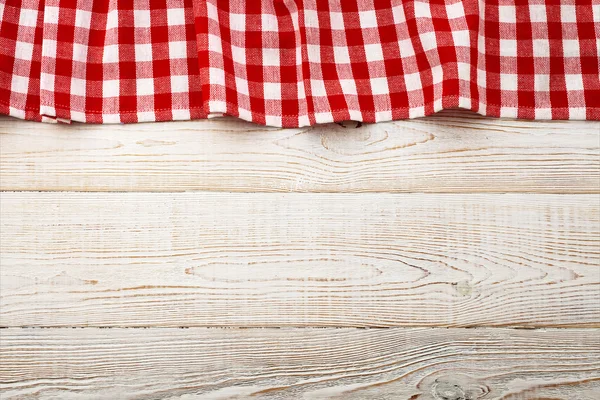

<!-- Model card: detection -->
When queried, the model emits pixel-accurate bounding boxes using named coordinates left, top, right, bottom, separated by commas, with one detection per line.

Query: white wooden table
left=1, top=110, right=599, bottom=399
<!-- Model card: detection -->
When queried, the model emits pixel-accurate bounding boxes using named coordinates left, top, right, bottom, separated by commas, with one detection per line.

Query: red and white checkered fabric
left=1, top=0, right=599, bottom=126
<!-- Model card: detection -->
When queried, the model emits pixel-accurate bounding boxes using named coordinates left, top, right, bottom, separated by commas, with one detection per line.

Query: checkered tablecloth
left=1, top=0, right=599, bottom=126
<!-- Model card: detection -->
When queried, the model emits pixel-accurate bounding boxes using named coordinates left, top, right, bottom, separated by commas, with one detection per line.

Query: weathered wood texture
left=1, top=328, right=599, bottom=399
left=2, top=192, right=598, bottom=328
left=1, top=111, right=599, bottom=193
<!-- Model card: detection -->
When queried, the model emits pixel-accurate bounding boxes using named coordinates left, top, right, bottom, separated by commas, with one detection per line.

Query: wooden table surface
left=1, top=110, right=599, bottom=399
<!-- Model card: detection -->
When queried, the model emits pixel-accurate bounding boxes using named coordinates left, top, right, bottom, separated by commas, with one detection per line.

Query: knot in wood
left=432, top=380, right=467, bottom=400
left=431, top=375, right=489, bottom=400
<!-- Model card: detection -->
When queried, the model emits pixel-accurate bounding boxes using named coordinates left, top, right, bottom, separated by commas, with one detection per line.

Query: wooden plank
left=1, top=327, right=598, bottom=399
left=1, top=111, right=598, bottom=193
left=1, top=192, right=598, bottom=328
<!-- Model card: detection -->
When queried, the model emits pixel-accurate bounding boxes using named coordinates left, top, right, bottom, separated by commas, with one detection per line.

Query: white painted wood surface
left=1, top=110, right=599, bottom=398
left=1, top=112, right=599, bottom=193
left=1, top=192, right=598, bottom=328
left=1, top=328, right=599, bottom=399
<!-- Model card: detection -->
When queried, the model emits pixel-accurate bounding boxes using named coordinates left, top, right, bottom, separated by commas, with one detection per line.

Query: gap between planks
left=0, top=326, right=589, bottom=330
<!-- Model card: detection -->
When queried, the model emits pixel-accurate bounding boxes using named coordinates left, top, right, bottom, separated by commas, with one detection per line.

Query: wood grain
left=2, top=192, right=598, bottom=328
left=1, top=111, right=599, bottom=193
left=1, top=327, right=598, bottom=399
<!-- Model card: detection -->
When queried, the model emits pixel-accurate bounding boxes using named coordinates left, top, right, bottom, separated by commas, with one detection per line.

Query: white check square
left=264, top=82, right=281, bottom=100
left=500, top=74, right=517, bottom=91
left=370, top=77, right=389, bottom=95
left=135, top=43, right=153, bottom=62
left=565, top=74, right=584, bottom=91
left=75, top=9, right=92, bottom=28
left=498, top=5, right=516, bottom=23
left=70, top=78, right=86, bottom=97
left=365, top=43, right=384, bottom=62
left=136, top=78, right=154, bottom=96
left=167, top=8, right=186, bottom=26
left=359, top=10, right=378, bottom=28
left=404, top=72, right=422, bottom=91
left=171, top=75, right=189, bottom=93
left=103, top=79, right=120, bottom=98
left=11, top=75, right=30, bottom=94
